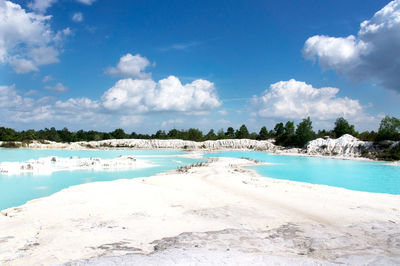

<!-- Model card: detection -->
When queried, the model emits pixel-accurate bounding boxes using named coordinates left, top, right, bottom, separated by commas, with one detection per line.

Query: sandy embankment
left=0, top=157, right=399, bottom=265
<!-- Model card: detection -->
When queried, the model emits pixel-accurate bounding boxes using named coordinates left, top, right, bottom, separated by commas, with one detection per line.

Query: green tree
left=333, top=117, right=356, bottom=138
left=111, top=128, right=127, bottom=139
left=205, top=129, right=216, bottom=140
left=58, top=127, right=72, bottom=142
left=294, top=117, right=316, bottom=148
left=358, top=131, right=377, bottom=141
left=0, top=127, right=19, bottom=141
left=154, top=130, right=167, bottom=139
left=225, top=127, right=235, bottom=137
left=167, top=129, right=179, bottom=139
left=235, top=124, right=249, bottom=139
left=258, top=126, right=269, bottom=140
left=377, top=116, right=400, bottom=141
left=187, top=128, right=203, bottom=141
left=276, top=121, right=295, bottom=146
left=48, top=127, right=61, bottom=142
left=217, top=128, right=225, bottom=139
left=274, top=122, right=284, bottom=137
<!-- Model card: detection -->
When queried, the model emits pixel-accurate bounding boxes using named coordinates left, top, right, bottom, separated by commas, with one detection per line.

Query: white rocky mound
left=0, top=156, right=153, bottom=175
left=25, top=139, right=278, bottom=151
left=306, top=134, right=372, bottom=157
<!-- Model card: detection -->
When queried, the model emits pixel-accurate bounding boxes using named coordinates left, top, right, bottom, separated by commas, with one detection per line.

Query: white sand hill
left=0, top=157, right=399, bottom=265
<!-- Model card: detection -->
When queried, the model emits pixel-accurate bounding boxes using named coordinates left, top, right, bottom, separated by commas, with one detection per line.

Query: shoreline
left=2, top=134, right=398, bottom=164
left=0, top=156, right=155, bottom=176
left=0, top=145, right=390, bottom=164
left=0, top=156, right=399, bottom=265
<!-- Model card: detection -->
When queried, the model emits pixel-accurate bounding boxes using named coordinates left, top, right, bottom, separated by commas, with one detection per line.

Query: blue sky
left=1, top=0, right=400, bottom=133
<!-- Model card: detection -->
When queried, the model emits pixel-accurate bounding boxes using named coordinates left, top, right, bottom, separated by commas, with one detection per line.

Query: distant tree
left=57, top=127, right=72, bottom=142
left=276, top=121, right=295, bottom=147
left=316, top=129, right=334, bottom=139
left=225, top=127, right=235, bottom=137
left=130, top=132, right=138, bottom=139
left=102, top=133, right=112, bottom=140
left=358, top=131, right=377, bottom=142
left=284, top=121, right=295, bottom=135
left=205, top=129, right=216, bottom=140
left=333, top=117, right=356, bottom=138
left=217, top=128, right=225, bottom=139
left=294, top=117, right=316, bottom=148
left=48, top=127, right=61, bottom=142
left=111, top=128, right=127, bottom=139
left=0, top=127, right=19, bottom=141
left=258, top=126, right=269, bottom=140
left=248, top=132, right=258, bottom=140
left=235, top=124, right=249, bottom=139
left=154, top=130, right=167, bottom=139
left=167, top=129, right=179, bottom=139
left=377, top=116, right=400, bottom=141
left=20, top=130, right=36, bottom=142
left=274, top=122, right=284, bottom=137
left=187, top=128, right=203, bottom=141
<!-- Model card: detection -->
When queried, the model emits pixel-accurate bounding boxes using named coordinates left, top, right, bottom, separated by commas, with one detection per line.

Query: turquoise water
left=205, top=151, right=400, bottom=195
left=0, top=149, right=203, bottom=210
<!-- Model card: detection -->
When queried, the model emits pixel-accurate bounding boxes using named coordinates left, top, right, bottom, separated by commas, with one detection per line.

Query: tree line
left=0, top=116, right=399, bottom=148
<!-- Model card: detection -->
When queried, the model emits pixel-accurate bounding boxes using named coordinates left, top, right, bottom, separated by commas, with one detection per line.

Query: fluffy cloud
left=75, top=0, right=96, bottom=5
left=0, top=84, right=101, bottom=123
left=0, top=1, right=67, bottom=73
left=253, top=79, right=364, bottom=120
left=42, top=75, right=53, bottom=82
left=72, top=12, right=83, bottom=22
left=101, top=76, right=221, bottom=113
left=161, top=119, right=184, bottom=128
left=303, top=0, right=400, bottom=92
left=0, top=76, right=220, bottom=126
left=28, top=0, right=57, bottom=13
left=106, top=53, right=152, bottom=79
left=29, top=0, right=96, bottom=13
left=44, top=82, right=68, bottom=92
left=0, top=84, right=52, bottom=122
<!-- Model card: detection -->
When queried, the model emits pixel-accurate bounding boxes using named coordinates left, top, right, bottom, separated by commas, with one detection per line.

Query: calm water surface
left=205, top=151, right=400, bottom=195
left=0, top=149, right=203, bottom=210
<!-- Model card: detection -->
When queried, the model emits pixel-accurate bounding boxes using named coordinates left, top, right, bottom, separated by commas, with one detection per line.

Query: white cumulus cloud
left=44, top=82, right=68, bottom=92
left=253, top=79, right=364, bottom=120
left=106, top=53, right=152, bottom=79
left=42, top=75, right=53, bottom=82
left=29, top=0, right=96, bottom=13
left=28, top=0, right=57, bottom=13
left=303, top=0, right=400, bottom=92
left=0, top=1, right=67, bottom=73
left=101, top=76, right=221, bottom=113
left=75, top=0, right=96, bottom=5
left=72, top=12, right=83, bottom=22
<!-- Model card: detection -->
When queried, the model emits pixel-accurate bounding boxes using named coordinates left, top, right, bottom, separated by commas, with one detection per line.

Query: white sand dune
left=0, top=157, right=399, bottom=265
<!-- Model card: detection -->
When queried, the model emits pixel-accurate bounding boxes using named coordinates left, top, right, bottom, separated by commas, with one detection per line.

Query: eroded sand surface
left=0, top=157, right=399, bottom=265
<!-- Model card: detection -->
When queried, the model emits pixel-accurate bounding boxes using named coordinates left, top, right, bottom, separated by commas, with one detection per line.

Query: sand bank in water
left=0, top=157, right=399, bottom=265
left=0, top=156, right=154, bottom=175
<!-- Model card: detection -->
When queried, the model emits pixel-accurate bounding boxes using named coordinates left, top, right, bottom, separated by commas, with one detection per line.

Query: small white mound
left=0, top=156, right=154, bottom=175
left=306, top=134, right=372, bottom=157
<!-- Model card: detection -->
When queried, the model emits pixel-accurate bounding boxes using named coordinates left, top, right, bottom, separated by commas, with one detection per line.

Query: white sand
left=0, top=157, right=399, bottom=265
left=0, top=156, right=154, bottom=175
